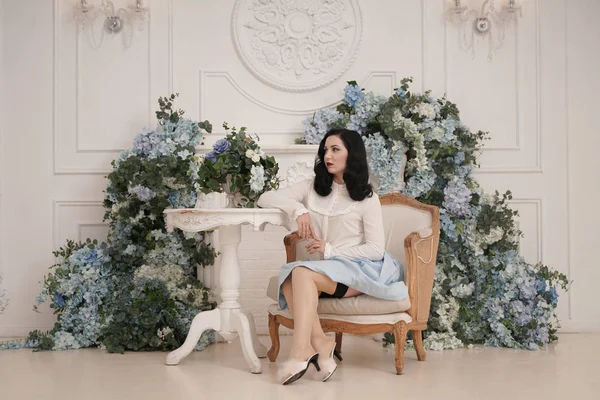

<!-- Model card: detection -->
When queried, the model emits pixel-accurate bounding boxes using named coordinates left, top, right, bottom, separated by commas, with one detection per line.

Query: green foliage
left=197, top=123, right=281, bottom=207
left=26, top=330, right=56, bottom=351
left=25, top=94, right=220, bottom=353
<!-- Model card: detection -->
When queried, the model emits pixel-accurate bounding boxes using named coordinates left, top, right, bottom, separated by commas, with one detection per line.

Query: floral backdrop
left=1, top=80, right=569, bottom=353
left=2, top=96, right=218, bottom=352
left=300, top=79, right=569, bottom=350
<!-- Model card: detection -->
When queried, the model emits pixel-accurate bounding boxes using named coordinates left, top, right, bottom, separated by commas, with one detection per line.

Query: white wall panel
left=0, top=0, right=596, bottom=336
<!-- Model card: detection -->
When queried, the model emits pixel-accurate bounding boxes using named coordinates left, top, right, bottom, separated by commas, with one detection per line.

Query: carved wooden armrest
left=283, top=232, right=301, bottom=263
left=404, top=228, right=440, bottom=325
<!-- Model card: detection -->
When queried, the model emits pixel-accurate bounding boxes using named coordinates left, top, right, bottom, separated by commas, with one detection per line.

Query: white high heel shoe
left=320, top=345, right=342, bottom=382
left=279, top=353, right=320, bottom=385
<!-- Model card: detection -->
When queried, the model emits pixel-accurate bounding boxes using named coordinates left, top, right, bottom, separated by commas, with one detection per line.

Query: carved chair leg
left=412, top=329, right=426, bottom=361
left=393, top=321, right=408, bottom=375
left=335, top=332, right=343, bottom=356
left=267, top=313, right=280, bottom=362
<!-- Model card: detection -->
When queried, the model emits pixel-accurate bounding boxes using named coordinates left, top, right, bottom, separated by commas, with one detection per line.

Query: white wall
left=0, top=0, right=598, bottom=336
left=566, top=0, right=600, bottom=331
left=0, top=0, right=4, bottom=313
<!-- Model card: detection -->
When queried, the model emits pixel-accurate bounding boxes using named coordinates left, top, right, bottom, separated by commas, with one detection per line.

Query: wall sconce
left=73, top=0, right=149, bottom=49
left=447, top=0, right=522, bottom=61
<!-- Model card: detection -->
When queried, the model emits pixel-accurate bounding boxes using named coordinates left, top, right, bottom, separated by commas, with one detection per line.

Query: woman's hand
left=296, top=213, right=315, bottom=240
left=306, top=237, right=325, bottom=255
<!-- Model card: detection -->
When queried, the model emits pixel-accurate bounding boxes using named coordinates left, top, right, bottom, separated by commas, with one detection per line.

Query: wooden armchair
left=265, top=193, right=440, bottom=374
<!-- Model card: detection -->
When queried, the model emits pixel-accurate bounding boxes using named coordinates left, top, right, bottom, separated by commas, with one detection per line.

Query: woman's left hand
left=306, top=237, right=325, bottom=255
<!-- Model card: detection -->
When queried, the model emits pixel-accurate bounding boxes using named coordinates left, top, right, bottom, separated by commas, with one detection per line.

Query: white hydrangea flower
left=481, top=193, right=496, bottom=206
left=111, top=202, right=125, bottom=214
left=484, top=226, right=505, bottom=245
left=248, top=165, right=266, bottom=193
left=392, top=110, right=419, bottom=136
left=134, top=264, right=208, bottom=309
left=157, top=327, right=173, bottom=340
left=393, top=110, right=428, bottom=172
left=429, top=126, right=445, bottom=142
left=412, top=102, right=437, bottom=120
left=451, top=282, right=475, bottom=298
left=162, top=177, right=187, bottom=190
left=423, top=332, right=463, bottom=350
left=407, top=135, right=428, bottom=172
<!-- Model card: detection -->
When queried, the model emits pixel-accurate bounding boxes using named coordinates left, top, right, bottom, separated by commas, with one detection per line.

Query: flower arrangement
left=301, top=79, right=570, bottom=351
left=197, top=123, right=280, bottom=207
left=27, top=239, right=110, bottom=350
left=1, top=94, right=218, bottom=353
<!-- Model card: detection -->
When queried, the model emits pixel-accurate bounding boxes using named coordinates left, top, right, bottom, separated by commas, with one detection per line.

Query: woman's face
left=323, top=135, right=348, bottom=177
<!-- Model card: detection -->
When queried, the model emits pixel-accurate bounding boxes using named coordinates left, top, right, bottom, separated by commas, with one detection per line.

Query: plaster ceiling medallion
left=232, top=0, right=362, bottom=92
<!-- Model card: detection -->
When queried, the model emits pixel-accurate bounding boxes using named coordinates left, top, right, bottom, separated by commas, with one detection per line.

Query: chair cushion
left=268, top=304, right=412, bottom=324
left=381, top=204, right=433, bottom=267
left=266, top=276, right=411, bottom=315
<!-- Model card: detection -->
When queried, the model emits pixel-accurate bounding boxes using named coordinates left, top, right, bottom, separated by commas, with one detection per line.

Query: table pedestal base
left=163, top=210, right=287, bottom=373
left=165, top=307, right=268, bottom=373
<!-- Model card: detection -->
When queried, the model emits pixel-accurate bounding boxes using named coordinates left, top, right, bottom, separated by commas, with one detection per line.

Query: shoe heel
left=334, top=349, right=343, bottom=361
left=320, top=347, right=338, bottom=382
left=309, top=354, right=321, bottom=372
left=281, top=353, right=320, bottom=385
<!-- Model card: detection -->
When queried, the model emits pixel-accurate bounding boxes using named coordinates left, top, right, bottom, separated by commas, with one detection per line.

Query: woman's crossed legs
left=280, top=266, right=361, bottom=363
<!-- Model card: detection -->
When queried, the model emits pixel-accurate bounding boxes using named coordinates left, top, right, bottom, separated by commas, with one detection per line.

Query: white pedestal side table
left=163, top=208, right=289, bottom=373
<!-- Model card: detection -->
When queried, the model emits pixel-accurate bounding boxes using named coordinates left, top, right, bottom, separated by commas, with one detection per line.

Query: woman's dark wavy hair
left=314, top=128, right=373, bottom=201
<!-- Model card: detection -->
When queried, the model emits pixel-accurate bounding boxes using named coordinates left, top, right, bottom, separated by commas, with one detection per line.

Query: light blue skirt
left=277, top=251, right=409, bottom=310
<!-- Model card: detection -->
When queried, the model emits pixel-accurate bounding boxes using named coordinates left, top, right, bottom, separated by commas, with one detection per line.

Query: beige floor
left=0, top=333, right=597, bottom=400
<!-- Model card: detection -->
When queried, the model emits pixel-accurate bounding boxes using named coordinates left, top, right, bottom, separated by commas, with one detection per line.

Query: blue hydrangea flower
left=128, top=185, right=156, bottom=202
left=29, top=246, right=112, bottom=350
left=549, top=287, right=558, bottom=306
left=213, top=138, right=231, bottom=154
left=52, top=291, right=66, bottom=308
left=302, top=109, right=344, bottom=144
left=535, top=279, right=547, bottom=293
left=205, top=151, right=217, bottom=163
left=343, top=83, right=366, bottom=109
left=130, top=118, right=204, bottom=160
left=440, top=210, right=459, bottom=242
left=167, top=190, right=197, bottom=210
left=362, top=133, right=404, bottom=193
left=402, top=169, right=437, bottom=199
left=347, top=93, right=386, bottom=133
left=443, top=179, right=473, bottom=217
left=442, top=118, right=458, bottom=143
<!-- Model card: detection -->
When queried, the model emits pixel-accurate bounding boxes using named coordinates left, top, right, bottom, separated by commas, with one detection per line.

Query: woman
left=257, top=129, right=408, bottom=385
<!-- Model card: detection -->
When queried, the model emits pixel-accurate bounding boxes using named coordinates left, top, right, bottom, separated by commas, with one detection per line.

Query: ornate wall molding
left=507, top=198, right=543, bottom=264
left=441, top=0, right=542, bottom=172
left=231, top=0, right=363, bottom=92
left=281, top=161, right=314, bottom=187
left=280, top=157, right=408, bottom=193
left=52, top=200, right=107, bottom=248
